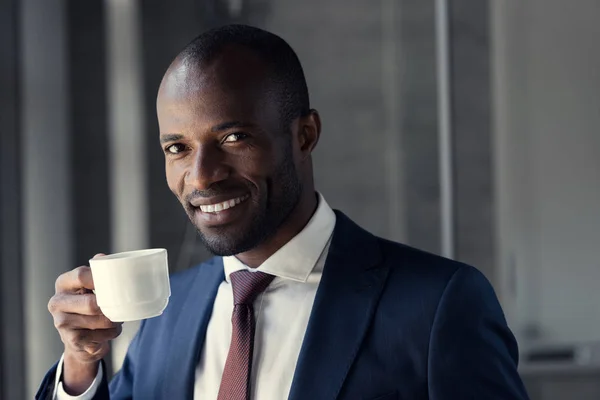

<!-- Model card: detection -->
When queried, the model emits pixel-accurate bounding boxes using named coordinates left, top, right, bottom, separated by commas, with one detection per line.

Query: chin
left=201, top=238, right=257, bottom=257
left=196, top=226, right=263, bottom=256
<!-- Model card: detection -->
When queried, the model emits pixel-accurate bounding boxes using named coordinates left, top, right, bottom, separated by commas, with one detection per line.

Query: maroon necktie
left=217, top=270, right=275, bottom=400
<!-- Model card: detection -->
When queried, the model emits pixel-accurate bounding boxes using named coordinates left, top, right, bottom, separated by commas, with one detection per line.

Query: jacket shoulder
left=377, top=237, right=480, bottom=281
left=374, top=237, right=497, bottom=314
left=168, top=257, right=222, bottom=296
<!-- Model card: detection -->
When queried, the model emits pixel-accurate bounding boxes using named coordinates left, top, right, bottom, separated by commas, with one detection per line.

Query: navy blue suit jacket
left=37, top=211, right=529, bottom=399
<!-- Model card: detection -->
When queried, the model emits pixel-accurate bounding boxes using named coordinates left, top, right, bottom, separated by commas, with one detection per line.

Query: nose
left=184, top=144, right=230, bottom=190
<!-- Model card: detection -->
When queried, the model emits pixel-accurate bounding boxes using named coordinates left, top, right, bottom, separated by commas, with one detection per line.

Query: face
left=157, top=49, right=304, bottom=256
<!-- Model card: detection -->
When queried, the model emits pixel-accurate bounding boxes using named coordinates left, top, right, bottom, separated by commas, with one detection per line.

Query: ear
left=296, top=109, right=321, bottom=159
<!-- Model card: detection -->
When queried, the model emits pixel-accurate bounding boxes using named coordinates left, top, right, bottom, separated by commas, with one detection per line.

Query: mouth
left=190, top=194, right=251, bottom=227
left=195, top=194, right=250, bottom=214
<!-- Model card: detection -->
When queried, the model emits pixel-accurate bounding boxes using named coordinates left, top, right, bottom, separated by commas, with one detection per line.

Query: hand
left=47, top=254, right=123, bottom=395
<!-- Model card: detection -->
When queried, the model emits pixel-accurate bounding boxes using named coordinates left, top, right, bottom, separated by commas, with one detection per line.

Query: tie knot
left=229, top=270, right=275, bottom=305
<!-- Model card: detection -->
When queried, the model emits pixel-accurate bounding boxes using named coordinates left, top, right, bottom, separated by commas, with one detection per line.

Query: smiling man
left=38, top=25, right=529, bottom=400
left=158, top=40, right=314, bottom=265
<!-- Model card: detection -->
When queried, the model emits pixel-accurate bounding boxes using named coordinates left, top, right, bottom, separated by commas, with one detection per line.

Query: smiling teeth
left=199, top=195, right=249, bottom=213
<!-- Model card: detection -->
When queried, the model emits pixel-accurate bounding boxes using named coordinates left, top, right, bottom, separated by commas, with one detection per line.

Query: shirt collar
left=222, top=192, right=336, bottom=283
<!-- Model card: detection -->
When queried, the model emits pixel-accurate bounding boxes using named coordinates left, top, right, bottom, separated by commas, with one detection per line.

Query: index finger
left=55, top=266, right=95, bottom=293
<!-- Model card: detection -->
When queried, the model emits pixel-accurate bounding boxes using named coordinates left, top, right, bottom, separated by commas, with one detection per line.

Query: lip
left=192, top=195, right=250, bottom=226
left=189, top=193, right=249, bottom=208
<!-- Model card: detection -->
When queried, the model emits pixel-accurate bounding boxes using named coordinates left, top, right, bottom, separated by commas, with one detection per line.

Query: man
left=38, top=24, right=529, bottom=399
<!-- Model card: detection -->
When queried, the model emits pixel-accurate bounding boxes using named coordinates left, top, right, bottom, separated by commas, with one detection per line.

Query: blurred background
left=1, top=0, right=599, bottom=398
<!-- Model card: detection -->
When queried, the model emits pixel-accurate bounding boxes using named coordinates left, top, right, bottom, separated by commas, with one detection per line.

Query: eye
left=165, top=143, right=187, bottom=154
left=223, top=132, right=248, bottom=143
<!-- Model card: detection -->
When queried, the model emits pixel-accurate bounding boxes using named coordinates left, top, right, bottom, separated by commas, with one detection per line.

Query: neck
left=235, top=190, right=318, bottom=268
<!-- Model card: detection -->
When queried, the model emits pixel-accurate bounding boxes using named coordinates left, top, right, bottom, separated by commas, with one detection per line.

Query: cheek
left=165, top=161, right=186, bottom=197
left=234, top=154, right=273, bottom=186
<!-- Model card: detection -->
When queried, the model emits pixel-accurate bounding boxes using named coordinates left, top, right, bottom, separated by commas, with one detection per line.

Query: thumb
left=92, top=253, right=106, bottom=259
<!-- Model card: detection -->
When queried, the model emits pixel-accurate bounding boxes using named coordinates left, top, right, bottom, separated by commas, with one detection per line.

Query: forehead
left=157, top=47, right=279, bottom=130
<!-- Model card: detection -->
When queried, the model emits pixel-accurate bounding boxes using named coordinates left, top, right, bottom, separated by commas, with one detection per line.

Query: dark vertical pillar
left=66, top=0, right=112, bottom=372
left=449, top=0, right=495, bottom=281
left=140, top=0, right=233, bottom=272
left=0, top=0, right=25, bottom=398
left=66, top=0, right=111, bottom=265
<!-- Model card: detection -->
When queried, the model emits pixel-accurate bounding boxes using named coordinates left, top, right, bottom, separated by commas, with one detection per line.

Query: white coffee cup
left=89, top=249, right=171, bottom=322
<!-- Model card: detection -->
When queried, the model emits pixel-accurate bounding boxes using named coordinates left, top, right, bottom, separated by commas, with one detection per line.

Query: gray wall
left=450, top=0, right=495, bottom=281
left=20, top=0, right=73, bottom=396
left=493, top=0, right=600, bottom=343
left=264, top=0, right=408, bottom=244
left=262, top=0, right=494, bottom=274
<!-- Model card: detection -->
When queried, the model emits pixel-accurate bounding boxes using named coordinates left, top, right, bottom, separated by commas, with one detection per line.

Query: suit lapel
left=162, top=257, right=224, bottom=399
left=288, top=211, right=389, bottom=400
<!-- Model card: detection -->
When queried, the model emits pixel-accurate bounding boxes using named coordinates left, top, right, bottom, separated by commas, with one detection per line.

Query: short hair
left=179, top=24, right=310, bottom=131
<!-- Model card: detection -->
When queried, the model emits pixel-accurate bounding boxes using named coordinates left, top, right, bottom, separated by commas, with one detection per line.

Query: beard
left=185, top=143, right=302, bottom=257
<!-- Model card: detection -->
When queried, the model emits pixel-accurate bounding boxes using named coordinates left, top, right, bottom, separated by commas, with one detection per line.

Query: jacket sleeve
left=35, top=360, right=61, bottom=400
left=35, top=320, right=146, bottom=400
left=428, top=265, right=530, bottom=399
left=35, top=359, right=109, bottom=400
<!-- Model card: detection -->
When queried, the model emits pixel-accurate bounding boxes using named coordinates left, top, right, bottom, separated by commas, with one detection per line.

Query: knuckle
left=83, top=294, right=100, bottom=314
left=47, top=297, right=56, bottom=313
left=48, top=294, right=66, bottom=314
left=53, top=314, right=68, bottom=330
left=55, top=271, right=69, bottom=292
left=108, top=326, right=123, bottom=339
left=74, top=266, right=89, bottom=284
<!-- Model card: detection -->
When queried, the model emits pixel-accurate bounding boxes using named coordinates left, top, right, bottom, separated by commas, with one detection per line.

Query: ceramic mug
left=89, top=249, right=170, bottom=322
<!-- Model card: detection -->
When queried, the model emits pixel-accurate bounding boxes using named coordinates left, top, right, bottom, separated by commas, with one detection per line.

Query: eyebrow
left=159, top=133, right=184, bottom=144
left=159, top=121, right=256, bottom=144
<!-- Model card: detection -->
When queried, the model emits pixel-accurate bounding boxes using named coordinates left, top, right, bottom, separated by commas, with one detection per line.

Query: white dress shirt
left=55, top=193, right=336, bottom=400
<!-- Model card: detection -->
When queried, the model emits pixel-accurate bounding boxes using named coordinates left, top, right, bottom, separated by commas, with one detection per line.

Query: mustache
left=184, top=185, right=248, bottom=203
